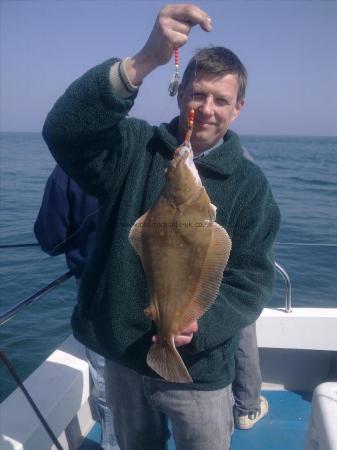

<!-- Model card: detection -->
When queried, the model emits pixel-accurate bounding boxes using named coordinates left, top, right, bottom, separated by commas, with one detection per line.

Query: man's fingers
left=165, top=30, right=189, bottom=49
left=159, top=16, right=191, bottom=48
left=181, top=320, right=198, bottom=334
left=153, top=333, right=192, bottom=347
left=166, top=17, right=193, bottom=35
left=152, top=320, right=198, bottom=347
left=140, top=3, right=211, bottom=69
left=152, top=331, right=193, bottom=345
left=174, top=320, right=198, bottom=347
left=175, top=334, right=193, bottom=347
left=163, top=4, right=212, bottom=33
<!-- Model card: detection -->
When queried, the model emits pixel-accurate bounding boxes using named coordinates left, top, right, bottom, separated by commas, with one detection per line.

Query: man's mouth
left=195, top=120, right=215, bottom=127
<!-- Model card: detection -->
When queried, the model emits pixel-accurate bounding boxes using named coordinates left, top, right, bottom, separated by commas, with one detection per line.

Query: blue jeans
left=105, top=358, right=234, bottom=450
left=232, top=322, right=262, bottom=415
left=85, top=348, right=119, bottom=450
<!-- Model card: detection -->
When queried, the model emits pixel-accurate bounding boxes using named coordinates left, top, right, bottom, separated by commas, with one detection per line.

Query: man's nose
left=198, top=96, right=214, bottom=115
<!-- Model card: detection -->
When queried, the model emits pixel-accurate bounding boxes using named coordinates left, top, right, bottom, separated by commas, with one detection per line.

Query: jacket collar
left=157, top=117, right=244, bottom=176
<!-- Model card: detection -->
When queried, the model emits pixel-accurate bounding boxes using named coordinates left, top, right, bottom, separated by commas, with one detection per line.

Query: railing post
left=275, top=261, right=292, bottom=313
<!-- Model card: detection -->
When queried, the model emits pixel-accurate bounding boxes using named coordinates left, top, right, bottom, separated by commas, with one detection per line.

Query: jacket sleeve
left=34, top=170, right=70, bottom=255
left=189, top=175, right=281, bottom=353
left=42, top=58, right=147, bottom=200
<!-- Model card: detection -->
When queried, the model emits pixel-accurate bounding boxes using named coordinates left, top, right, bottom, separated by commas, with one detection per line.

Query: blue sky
left=1, top=0, right=336, bottom=135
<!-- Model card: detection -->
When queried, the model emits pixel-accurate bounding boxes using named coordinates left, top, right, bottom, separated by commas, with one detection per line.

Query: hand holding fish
left=124, top=4, right=212, bottom=85
left=153, top=320, right=198, bottom=348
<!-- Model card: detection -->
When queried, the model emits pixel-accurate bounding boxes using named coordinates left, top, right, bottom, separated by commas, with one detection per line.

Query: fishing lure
left=168, top=47, right=195, bottom=145
left=168, top=48, right=180, bottom=96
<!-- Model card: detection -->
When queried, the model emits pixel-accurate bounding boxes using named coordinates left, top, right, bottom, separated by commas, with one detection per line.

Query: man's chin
left=192, top=131, right=215, bottom=147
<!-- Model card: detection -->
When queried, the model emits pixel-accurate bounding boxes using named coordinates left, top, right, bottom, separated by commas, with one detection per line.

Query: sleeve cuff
left=109, top=57, right=140, bottom=99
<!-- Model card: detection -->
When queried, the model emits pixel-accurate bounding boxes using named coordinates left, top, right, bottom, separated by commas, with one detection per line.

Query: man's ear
left=236, top=98, right=245, bottom=112
left=230, top=98, right=245, bottom=123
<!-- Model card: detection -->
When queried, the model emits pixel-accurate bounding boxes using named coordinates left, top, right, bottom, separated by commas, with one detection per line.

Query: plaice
left=129, top=144, right=232, bottom=383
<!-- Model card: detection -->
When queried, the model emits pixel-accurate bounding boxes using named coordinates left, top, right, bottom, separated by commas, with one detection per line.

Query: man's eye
left=217, top=98, right=230, bottom=106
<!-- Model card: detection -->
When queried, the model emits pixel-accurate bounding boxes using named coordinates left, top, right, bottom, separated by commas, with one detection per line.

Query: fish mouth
left=180, top=147, right=202, bottom=186
left=169, top=144, right=202, bottom=187
left=175, top=144, right=193, bottom=158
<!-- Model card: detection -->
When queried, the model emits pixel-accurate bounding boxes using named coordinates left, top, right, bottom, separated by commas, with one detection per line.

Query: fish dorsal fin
left=128, top=211, right=149, bottom=259
left=177, top=224, right=232, bottom=331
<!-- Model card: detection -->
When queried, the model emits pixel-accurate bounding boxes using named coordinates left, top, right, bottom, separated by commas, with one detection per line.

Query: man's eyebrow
left=218, top=96, right=233, bottom=103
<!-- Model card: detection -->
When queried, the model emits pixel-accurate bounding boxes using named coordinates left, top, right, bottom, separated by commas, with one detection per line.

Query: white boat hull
left=1, top=307, right=337, bottom=450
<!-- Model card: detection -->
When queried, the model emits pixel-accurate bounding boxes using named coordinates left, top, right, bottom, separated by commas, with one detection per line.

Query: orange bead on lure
left=184, top=107, right=195, bottom=146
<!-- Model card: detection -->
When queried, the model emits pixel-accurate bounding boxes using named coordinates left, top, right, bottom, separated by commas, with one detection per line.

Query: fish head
left=165, top=145, right=202, bottom=205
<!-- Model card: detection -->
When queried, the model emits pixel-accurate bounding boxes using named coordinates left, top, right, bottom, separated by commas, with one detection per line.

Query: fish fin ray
left=147, top=338, right=193, bottom=383
left=128, top=211, right=149, bottom=259
left=209, top=203, right=217, bottom=221
left=178, top=224, right=232, bottom=329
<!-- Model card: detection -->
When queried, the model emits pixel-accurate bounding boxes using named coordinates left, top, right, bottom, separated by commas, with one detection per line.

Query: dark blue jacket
left=34, top=165, right=98, bottom=278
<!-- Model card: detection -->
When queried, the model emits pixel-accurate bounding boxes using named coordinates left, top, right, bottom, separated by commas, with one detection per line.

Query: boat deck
left=80, top=390, right=312, bottom=450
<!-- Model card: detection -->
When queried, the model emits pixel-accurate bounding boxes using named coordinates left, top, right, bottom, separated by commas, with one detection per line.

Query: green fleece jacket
left=43, top=58, right=281, bottom=390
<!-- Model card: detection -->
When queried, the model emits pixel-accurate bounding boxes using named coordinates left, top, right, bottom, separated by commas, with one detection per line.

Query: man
left=33, top=165, right=118, bottom=450
left=42, top=4, right=280, bottom=449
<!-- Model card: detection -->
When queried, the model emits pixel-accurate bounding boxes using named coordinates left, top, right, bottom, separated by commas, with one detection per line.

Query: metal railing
left=275, top=261, right=292, bottom=313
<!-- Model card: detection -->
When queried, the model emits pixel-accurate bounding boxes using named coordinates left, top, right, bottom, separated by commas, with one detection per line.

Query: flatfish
left=129, top=144, right=231, bottom=383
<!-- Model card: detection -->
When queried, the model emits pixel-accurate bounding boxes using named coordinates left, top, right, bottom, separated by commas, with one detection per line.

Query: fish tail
left=147, top=337, right=193, bottom=384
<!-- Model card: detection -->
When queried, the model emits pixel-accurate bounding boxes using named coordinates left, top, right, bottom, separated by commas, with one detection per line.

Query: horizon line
left=1, top=131, right=336, bottom=139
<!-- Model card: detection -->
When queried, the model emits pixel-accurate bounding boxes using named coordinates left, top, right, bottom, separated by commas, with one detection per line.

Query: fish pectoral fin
left=209, top=203, right=217, bottom=221
left=178, top=223, right=232, bottom=329
left=144, top=305, right=157, bottom=321
left=128, top=211, right=149, bottom=259
left=147, top=338, right=193, bottom=384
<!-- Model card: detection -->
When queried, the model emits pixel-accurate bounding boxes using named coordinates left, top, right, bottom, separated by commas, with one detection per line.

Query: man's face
left=177, top=72, right=244, bottom=155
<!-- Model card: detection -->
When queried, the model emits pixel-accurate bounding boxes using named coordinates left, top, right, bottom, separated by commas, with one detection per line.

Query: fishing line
left=36, top=195, right=111, bottom=265
left=28, top=48, right=183, bottom=264
left=275, top=242, right=337, bottom=248
left=3, top=241, right=337, bottom=251
left=42, top=197, right=109, bottom=261
left=1, top=195, right=110, bottom=273
left=3, top=50, right=184, bottom=269
left=34, top=47, right=195, bottom=264
left=0, top=243, right=39, bottom=249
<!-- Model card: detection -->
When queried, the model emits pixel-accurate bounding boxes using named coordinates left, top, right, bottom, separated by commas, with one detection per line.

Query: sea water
left=0, top=132, right=336, bottom=401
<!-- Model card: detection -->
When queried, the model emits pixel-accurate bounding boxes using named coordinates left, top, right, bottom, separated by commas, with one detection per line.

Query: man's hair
left=180, top=47, right=248, bottom=103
